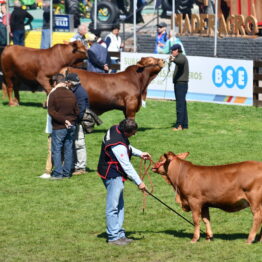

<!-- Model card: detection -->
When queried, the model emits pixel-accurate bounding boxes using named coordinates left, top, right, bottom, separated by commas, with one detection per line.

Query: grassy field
left=1, top=91, right=262, bottom=262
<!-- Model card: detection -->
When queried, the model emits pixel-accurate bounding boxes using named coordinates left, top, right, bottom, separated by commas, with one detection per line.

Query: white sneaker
left=142, top=100, right=146, bottom=108
left=39, top=173, right=51, bottom=179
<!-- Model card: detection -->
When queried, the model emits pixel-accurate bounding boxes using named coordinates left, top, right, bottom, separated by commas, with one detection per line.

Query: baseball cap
left=157, top=22, right=167, bottom=28
left=65, top=73, right=80, bottom=85
left=86, top=33, right=96, bottom=42
left=171, top=44, right=182, bottom=51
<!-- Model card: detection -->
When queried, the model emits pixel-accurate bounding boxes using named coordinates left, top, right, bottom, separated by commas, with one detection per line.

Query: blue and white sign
left=120, top=52, right=253, bottom=106
left=54, top=15, right=74, bottom=32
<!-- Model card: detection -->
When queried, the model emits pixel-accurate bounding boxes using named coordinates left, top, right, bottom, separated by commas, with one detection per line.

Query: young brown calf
left=152, top=152, right=262, bottom=244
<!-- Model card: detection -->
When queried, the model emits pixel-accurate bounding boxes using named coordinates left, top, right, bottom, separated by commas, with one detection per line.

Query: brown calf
left=152, top=151, right=262, bottom=244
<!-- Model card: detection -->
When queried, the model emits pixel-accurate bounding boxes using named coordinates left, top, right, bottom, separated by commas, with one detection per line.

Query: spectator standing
left=40, top=0, right=51, bottom=49
left=0, top=3, right=8, bottom=46
left=86, top=33, right=111, bottom=73
left=158, top=31, right=186, bottom=55
left=170, top=44, right=189, bottom=131
left=154, top=22, right=168, bottom=54
left=10, top=0, right=33, bottom=46
left=105, top=24, right=123, bottom=73
left=70, top=24, right=87, bottom=44
left=97, top=119, right=151, bottom=245
left=66, top=72, right=89, bottom=176
left=48, top=76, right=79, bottom=179
left=39, top=74, right=66, bottom=179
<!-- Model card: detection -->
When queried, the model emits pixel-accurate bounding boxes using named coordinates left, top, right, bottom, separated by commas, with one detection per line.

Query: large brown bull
left=61, top=57, right=165, bottom=119
left=1, top=41, right=87, bottom=106
left=152, top=151, right=262, bottom=244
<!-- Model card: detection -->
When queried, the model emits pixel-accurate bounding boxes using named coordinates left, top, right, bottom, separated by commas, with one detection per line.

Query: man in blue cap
left=170, top=44, right=189, bottom=131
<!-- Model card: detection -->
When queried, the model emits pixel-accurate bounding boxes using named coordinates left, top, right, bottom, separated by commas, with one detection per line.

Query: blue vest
left=87, top=43, right=108, bottom=73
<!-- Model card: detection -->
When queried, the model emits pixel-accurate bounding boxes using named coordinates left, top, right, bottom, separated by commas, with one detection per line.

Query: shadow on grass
left=159, top=229, right=248, bottom=241
left=2, top=101, right=44, bottom=107
left=97, top=229, right=248, bottom=242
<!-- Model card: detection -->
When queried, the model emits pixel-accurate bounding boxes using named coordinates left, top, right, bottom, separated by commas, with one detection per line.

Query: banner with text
left=120, top=52, right=253, bottom=106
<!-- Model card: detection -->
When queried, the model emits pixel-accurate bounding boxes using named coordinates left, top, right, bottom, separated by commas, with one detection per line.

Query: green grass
left=1, top=91, right=262, bottom=262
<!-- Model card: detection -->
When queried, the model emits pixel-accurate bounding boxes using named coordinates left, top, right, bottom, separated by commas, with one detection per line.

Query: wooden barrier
left=253, top=61, right=262, bottom=106
left=108, top=51, right=121, bottom=71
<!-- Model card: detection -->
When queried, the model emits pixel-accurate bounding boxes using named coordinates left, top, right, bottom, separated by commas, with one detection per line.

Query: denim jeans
left=41, top=29, right=50, bottom=49
left=174, top=82, right=188, bottom=129
left=102, top=177, right=125, bottom=241
left=51, top=127, right=76, bottom=178
left=12, top=30, right=25, bottom=46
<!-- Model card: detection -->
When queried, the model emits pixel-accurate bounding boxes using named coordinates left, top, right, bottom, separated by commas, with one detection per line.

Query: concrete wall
left=137, top=35, right=262, bottom=61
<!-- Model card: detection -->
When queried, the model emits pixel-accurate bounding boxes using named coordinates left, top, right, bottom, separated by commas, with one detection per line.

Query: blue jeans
left=12, top=30, right=25, bottom=46
left=51, top=127, right=76, bottom=178
left=174, top=82, right=188, bottom=129
left=102, top=177, right=125, bottom=241
left=41, top=29, right=50, bottom=49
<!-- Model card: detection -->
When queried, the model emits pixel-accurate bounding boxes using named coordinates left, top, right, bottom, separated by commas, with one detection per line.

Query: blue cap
left=171, top=44, right=182, bottom=51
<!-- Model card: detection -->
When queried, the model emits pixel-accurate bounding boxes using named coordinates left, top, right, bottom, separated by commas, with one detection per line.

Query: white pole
left=94, top=0, right=97, bottom=30
left=50, top=0, right=53, bottom=47
left=133, top=0, right=137, bottom=52
left=214, top=0, right=218, bottom=57
left=172, top=0, right=175, bottom=32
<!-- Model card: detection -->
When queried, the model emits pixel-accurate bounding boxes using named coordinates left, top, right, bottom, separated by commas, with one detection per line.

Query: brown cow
left=1, top=41, right=87, bottom=106
left=61, top=57, right=165, bottom=119
left=152, top=151, right=262, bottom=244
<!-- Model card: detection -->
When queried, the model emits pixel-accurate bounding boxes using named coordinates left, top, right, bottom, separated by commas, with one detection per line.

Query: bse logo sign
left=212, top=65, right=248, bottom=89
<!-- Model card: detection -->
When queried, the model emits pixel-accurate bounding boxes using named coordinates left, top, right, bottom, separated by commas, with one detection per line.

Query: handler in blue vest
left=86, top=32, right=111, bottom=73
left=97, top=119, right=151, bottom=246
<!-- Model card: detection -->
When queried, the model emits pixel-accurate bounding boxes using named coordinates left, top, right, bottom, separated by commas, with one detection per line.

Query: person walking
left=97, top=119, right=151, bottom=246
left=66, top=72, right=89, bottom=176
left=48, top=75, right=79, bottom=179
left=10, top=0, right=33, bottom=46
left=170, top=44, right=189, bottom=131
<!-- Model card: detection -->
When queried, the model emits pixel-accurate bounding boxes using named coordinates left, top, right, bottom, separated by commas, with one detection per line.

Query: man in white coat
left=105, top=24, right=124, bottom=73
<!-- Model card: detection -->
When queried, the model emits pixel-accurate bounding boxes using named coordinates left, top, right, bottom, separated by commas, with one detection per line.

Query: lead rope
left=139, top=159, right=155, bottom=213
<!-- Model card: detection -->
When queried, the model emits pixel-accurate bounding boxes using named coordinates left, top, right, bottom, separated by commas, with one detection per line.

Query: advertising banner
left=120, top=52, right=253, bottom=106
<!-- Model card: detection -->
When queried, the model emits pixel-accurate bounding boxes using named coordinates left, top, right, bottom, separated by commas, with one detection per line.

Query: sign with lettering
left=54, top=15, right=74, bottom=32
left=121, top=52, right=253, bottom=106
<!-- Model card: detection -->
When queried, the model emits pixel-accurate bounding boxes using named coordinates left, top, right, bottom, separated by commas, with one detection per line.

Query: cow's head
left=69, top=40, right=87, bottom=57
left=152, top=151, right=190, bottom=183
left=136, top=57, right=165, bottom=73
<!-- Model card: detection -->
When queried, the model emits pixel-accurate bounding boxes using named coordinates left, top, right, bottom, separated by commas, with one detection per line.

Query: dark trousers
left=174, top=82, right=188, bottom=129
left=12, top=30, right=25, bottom=46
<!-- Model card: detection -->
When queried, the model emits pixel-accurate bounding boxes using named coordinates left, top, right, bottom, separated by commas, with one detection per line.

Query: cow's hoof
left=245, top=240, right=253, bottom=244
left=190, top=239, right=198, bottom=243
left=9, top=102, right=19, bottom=107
